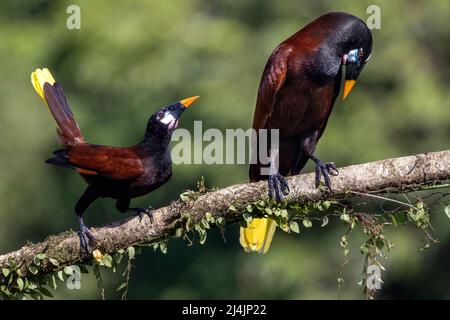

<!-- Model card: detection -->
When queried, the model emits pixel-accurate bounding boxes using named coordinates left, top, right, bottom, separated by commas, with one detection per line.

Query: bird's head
left=307, top=13, right=372, bottom=99
left=145, top=96, right=199, bottom=140
left=341, top=19, right=373, bottom=99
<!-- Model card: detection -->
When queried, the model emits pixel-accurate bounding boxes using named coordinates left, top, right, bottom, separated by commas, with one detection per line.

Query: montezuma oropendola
left=31, top=68, right=199, bottom=253
left=240, top=12, right=373, bottom=253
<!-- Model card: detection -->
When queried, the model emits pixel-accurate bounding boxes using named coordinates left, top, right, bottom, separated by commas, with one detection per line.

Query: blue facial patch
left=347, top=48, right=363, bottom=66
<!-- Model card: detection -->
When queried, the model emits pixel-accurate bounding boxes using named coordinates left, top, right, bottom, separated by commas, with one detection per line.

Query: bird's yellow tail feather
left=239, top=218, right=276, bottom=254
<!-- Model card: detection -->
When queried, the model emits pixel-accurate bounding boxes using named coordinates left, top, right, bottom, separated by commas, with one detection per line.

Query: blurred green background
left=0, top=0, right=449, bottom=299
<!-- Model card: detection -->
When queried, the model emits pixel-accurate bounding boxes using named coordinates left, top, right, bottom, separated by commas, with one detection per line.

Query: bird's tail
left=31, top=68, right=84, bottom=146
left=239, top=218, right=276, bottom=254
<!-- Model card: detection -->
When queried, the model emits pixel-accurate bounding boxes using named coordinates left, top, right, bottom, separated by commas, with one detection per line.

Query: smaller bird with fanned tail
left=31, top=68, right=199, bottom=253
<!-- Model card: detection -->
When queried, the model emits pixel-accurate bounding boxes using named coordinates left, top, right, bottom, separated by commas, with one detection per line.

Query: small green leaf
left=394, top=211, right=407, bottom=224
left=229, top=204, right=237, bottom=212
left=321, top=216, right=329, bottom=227
left=340, top=235, right=348, bottom=248
left=199, top=234, right=206, bottom=245
left=264, top=207, right=272, bottom=215
left=445, top=205, right=450, bottom=219
left=33, top=256, right=41, bottom=266
left=360, top=243, right=370, bottom=255
left=216, top=216, right=226, bottom=227
left=2, top=268, right=9, bottom=277
left=51, top=274, right=57, bottom=289
left=17, top=278, right=24, bottom=291
left=246, top=205, right=253, bottom=213
left=103, top=254, right=113, bottom=268
left=195, top=223, right=205, bottom=233
left=127, top=246, right=136, bottom=259
left=63, top=266, right=73, bottom=276
left=36, top=253, right=46, bottom=260
left=28, top=266, right=39, bottom=275
left=160, top=242, right=168, bottom=254
left=243, top=213, right=253, bottom=224
left=322, top=201, right=331, bottom=210
left=174, top=228, right=183, bottom=238
left=303, top=219, right=312, bottom=228
left=201, top=218, right=210, bottom=229
left=116, top=282, right=127, bottom=292
left=340, top=213, right=350, bottom=223
left=57, top=271, right=64, bottom=281
left=289, top=221, right=300, bottom=233
left=389, top=214, right=398, bottom=227
left=205, top=212, right=215, bottom=223
left=180, top=192, right=191, bottom=202
left=49, top=258, right=59, bottom=266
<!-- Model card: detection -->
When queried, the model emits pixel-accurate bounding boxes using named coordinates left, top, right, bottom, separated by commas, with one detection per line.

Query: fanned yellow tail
left=31, top=68, right=55, bottom=105
left=31, top=67, right=83, bottom=146
left=239, top=218, right=276, bottom=254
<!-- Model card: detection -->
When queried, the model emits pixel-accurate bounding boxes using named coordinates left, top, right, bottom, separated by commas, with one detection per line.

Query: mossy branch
left=1, top=149, right=449, bottom=281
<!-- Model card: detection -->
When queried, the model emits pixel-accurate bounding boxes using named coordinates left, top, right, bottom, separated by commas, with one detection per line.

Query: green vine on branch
left=1, top=176, right=449, bottom=300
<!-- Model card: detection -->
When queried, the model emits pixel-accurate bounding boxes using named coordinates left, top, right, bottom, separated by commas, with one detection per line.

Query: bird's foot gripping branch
left=1, top=150, right=450, bottom=299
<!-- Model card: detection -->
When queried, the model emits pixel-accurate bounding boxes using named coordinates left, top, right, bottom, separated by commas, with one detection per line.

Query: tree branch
left=1, top=150, right=449, bottom=279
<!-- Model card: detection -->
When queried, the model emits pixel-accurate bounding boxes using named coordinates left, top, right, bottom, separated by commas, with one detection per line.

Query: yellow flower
left=239, top=218, right=276, bottom=254
left=31, top=68, right=56, bottom=102
left=92, top=249, right=103, bottom=263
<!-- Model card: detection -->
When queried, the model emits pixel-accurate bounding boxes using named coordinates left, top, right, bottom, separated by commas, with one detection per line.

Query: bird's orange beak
left=180, top=95, right=200, bottom=108
left=343, top=80, right=356, bottom=100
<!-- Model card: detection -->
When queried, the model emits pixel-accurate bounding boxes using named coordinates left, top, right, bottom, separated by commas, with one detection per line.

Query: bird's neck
left=308, top=35, right=356, bottom=85
left=308, top=50, right=342, bottom=85
left=139, top=132, right=171, bottom=154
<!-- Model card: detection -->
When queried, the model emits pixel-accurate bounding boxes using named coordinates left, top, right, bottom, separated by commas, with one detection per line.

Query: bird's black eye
left=157, top=111, right=165, bottom=119
left=358, top=48, right=364, bottom=57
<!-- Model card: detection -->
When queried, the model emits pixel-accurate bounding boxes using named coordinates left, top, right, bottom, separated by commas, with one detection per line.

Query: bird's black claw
left=312, top=158, right=339, bottom=190
left=135, top=206, right=154, bottom=223
left=78, top=227, right=96, bottom=253
left=325, top=162, right=339, bottom=176
left=268, top=173, right=290, bottom=202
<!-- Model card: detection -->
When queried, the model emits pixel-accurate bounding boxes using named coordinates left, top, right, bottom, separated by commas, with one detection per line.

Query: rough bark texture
left=1, top=150, right=449, bottom=278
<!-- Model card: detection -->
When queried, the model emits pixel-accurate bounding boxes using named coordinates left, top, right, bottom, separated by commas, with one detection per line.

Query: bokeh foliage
left=0, top=0, right=449, bottom=299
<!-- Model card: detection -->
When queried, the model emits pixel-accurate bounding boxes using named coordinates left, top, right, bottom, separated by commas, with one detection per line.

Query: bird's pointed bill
left=343, top=80, right=356, bottom=100
left=180, top=95, right=200, bottom=108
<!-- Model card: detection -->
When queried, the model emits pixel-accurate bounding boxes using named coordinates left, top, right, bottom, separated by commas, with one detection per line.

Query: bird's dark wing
left=67, top=144, right=145, bottom=180
left=249, top=45, right=291, bottom=181
left=252, top=44, right=290, bottom=130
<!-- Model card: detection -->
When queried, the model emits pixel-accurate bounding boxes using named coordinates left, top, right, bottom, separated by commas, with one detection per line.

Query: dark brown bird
left=31, top=68, right=199, bottom=252
left=240, top=12, right=373, bottom=253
